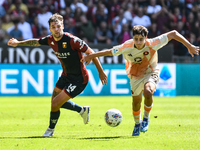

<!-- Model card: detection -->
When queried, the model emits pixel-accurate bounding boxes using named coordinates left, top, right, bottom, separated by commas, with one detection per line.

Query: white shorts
left=130, top=70, right=160, bottom=96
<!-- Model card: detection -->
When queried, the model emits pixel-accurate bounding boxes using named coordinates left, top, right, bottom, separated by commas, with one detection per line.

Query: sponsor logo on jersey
left=51, top=41, right=54, bottom=45
left=128, top=53, right=133, bottom=57
left=143, top=51, right=149, bottom=55
left=62, top=42, right=67, bottom=48
left=54, top=51, right=70, bottom=58
left=134, top=57, right=142, bottom=63
left=113, top=49, right=119, bottom=53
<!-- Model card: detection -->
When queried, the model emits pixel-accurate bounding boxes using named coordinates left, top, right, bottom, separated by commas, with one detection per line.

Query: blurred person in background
left=0, top=18, right=7, bottom=43
left=86, top=0, right=96, bottom=22
left=172, top=21, right=188, bottom=58
left=8, top=18, right=23, bottom=41
left=151, top=7, right=174, bottom=34
left=94, top=2, right=108, bottom=28
left=61, top=6, right=74, bottom=20
left=108, top=0, right=121, bottom=23
left=40, top=27, right=48, bottom=38
left=17, top=14, right=33, bottom=40
left=0, top=3, right=6, bottom=18
left=73, top=6, right=83, bottom=26
left=185, top=0, right=195, bottom=15
left=132, top=6, right=151, bottom=29
left=31, top=16, right=42, bottom=38
left=191, top=0, right=200, bottom=14
left=37, top=4, right=52, bottom=34
left=91, top=1, right=108, bottom=18
left=45, top=0, right=61, bottom=14
left=70, top=0, right=88, bottom=14
left=63, top=17, right=77, bottom=35
left=112, top=8, right=128, bottom=44
left=73, top=6, right=84, bottom=37
left=146, top=0, right=162, bottom=18
left=123, top=3, right=135, bottom=27
left=148, top=22, right=160, bottom=38
left=190, top=20, right=200, bottom=41
left=96, top=21, right=113, bottom=44
left=60, top=0, right=67, bottom=9
left=170, top=7, right=186, bottom=30
left=118, top=23, right=131, bottom=44
left=1, top=14, right=14, bottom=32
left=137, top=0, right=149, bottom=7
left=2, top=0, right=12, bottom=12
left=22, top=0, right=41, bottom=24
left=8, top=0, right=29, bottom=19
left=167, top=0, right=185, bottom=14
left=185, top=11, right=195, bottom=38
left=78, top=14, right=95, bottom=43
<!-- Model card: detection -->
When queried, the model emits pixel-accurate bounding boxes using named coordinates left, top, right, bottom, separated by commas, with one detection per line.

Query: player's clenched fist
left=7, top=38, right=19, bottom=47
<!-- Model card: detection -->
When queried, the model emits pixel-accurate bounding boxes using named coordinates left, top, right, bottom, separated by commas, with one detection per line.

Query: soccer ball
left=104, top=109, right=123, bottom=127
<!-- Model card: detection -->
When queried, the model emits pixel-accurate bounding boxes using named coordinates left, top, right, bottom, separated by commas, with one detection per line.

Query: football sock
left=143, top=103, right=153, bottom=119
left=49, top=111, right=60, bottom=129
left=133, top=109, right=141, bottom=124
left=61, top=100, right=82, bottom=113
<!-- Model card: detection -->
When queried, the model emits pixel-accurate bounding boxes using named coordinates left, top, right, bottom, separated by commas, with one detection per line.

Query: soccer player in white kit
left=81, top=25, right=199, bottom=136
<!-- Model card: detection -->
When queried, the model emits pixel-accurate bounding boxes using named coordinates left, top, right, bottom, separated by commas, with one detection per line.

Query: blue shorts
left=56, top=75, right=88, bottom=98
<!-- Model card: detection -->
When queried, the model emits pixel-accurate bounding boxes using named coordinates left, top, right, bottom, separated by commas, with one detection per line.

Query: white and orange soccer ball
left=104, top=109, right=123, bottom=127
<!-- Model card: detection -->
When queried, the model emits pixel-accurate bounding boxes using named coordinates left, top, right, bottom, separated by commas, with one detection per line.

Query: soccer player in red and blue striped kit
left=7, top=13, right=107, bottom=137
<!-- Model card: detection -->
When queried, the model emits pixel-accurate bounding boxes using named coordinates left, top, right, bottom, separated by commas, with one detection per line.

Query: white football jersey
left=111, top=34, right=169, bottom=79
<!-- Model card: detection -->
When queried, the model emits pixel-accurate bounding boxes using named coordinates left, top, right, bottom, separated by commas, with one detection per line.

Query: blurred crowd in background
left=0, top=0, right=200, bottom=58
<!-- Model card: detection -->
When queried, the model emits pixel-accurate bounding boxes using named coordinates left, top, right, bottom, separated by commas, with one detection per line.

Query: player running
left=7, top=13, right=107, bottom=137
left=81, top=25, right=199, bottom=136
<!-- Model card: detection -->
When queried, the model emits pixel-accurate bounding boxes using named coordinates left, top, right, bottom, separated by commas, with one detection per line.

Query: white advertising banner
left=0, top=63, right=176, bottom=96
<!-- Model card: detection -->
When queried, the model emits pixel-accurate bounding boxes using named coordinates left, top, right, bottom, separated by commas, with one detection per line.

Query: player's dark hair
left=48, top=13, right=63, bottom=26
left=132, top=25, right=148, bottom=37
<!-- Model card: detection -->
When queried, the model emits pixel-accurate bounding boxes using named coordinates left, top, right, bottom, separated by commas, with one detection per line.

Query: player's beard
left=53, top=32, right=63, bottom=40
left=54, top=33, right=61, bottom=38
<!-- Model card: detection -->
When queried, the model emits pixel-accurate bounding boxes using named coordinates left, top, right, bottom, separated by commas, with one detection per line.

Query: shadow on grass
left=78, top=136, right=136, bottom=140
left=0, top=135, right=137, bottom=140
left=0, top=136, right=55, bottom=139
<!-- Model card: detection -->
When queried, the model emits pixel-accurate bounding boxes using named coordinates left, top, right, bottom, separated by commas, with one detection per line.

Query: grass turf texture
left=0, top=96, right=200, bottom=150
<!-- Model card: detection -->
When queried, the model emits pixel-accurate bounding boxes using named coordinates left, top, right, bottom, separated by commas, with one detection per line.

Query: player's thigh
left=144, top=71, right=160, bottom=95
left=51, top=82, right=86, bottom=111
left=52, top=86, right=62, bottom=100
left=130, top=77, right=144, bottom=96
left=52, top=75, right=70, bottom=101
left=52, top=90, right=71, bottom=110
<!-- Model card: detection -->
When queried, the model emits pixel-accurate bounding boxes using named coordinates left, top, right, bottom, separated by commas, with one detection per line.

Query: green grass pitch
left=0, top=96, right=200, bottom=150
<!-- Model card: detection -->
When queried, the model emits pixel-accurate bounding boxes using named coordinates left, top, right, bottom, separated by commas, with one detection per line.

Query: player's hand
left=81, top=55, right=92, bottom=65
left=188, top=45, right=199, bottom=57
left=99, top=71, right=108, bottom=85
left=7, top=38, right=19, bottom=47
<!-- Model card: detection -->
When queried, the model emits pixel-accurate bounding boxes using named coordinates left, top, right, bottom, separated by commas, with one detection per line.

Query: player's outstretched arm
left=7, top=38, right=40, bottom=47
left=166, top=30, right=199, bottom=57
left=83, top=48, right=112, bottom=85
left=81, top=49, right=113, bottom=65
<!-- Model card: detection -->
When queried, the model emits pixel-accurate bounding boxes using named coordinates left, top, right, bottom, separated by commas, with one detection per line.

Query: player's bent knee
left=143, top=89, right=153, bottom=98
left=51, top=103, right=60, bottom=112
